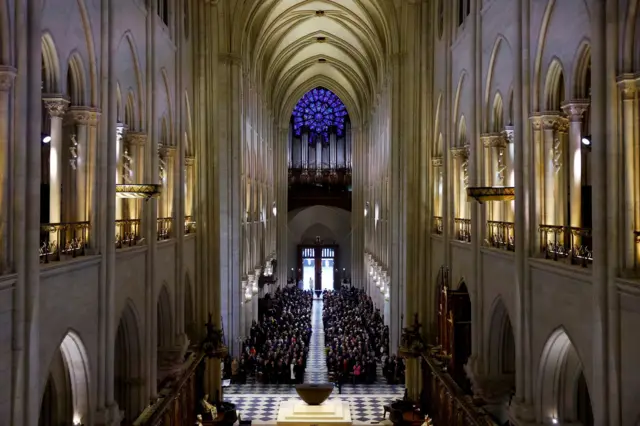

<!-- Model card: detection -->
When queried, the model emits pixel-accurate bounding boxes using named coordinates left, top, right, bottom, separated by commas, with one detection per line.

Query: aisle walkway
left=224, top=293, right=404, bottom=424
left=304, top=296, right=329, bottom=383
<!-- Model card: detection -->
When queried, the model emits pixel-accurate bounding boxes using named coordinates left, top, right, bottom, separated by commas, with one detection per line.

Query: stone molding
left=481, top=132, right=507, bottom=148
left=561, top=100, right=590, bottom=122
left=450, top=145, right=469, bottom=159
left=185, top=156, right=195, bottom=166
left=67, top=106, right=101, bottom=125
left=617, top=73, right=640, bottom=100
left=125, top=131, right=147, bottom=146
left=0, top=65, right=17, bottom=91
left=42, top=94, right=70, bottom=118
left=431, top=156, right=443, bottom=167
left=159, top=144, right=177, bottom=157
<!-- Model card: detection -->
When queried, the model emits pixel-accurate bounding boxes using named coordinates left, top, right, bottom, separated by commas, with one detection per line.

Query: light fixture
left=364, top=201, right=370, bottom=217
left=581, top=135, right=591, bottom=146
left=73, top=415, right=82, bottom=425
left=551, top=418, right=558, bottom=425
left=42, top=135, right=51, bottom=144
left=272, top=202, right=277, bottom=217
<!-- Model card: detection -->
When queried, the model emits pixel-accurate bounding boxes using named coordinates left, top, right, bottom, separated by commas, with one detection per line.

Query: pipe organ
left=288, top=121, right=352, bottom=170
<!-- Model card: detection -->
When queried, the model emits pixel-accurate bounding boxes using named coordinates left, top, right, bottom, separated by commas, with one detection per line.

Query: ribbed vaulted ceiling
left=234, top=0, right=397, bottom=125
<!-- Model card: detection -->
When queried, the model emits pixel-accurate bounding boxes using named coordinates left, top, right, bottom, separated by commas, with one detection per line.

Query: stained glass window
left=292, top=87, right=348, bottom=143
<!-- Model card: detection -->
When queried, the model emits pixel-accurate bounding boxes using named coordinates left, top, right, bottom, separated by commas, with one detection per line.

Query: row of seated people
left=322, top=287, right=390, bottom=384
left=234, top=287, right=312, bottom=384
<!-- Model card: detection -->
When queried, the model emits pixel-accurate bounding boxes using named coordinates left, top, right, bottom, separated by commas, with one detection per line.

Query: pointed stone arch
left=487, top=296, right=515, bottom=377
left=66, top=51, right=87, bottom=106
left=457, top=115, right=467, bottom=147
left=536, top=327, right=593, bottom=425
left=491, top=92, right=504, bottom=133
left=572, top=40, right=592, bottom=99
left=41, top=33, right=61, bottom=93
left=39, top=330, right=91, bottom=426
left=157, top=284, right=174, bottom=349
left=161, top=67, right=174, bottom=145
left=114, top=299, right=144, bottom=423
left=453, top=70, right=467, bottom=126
left=184, top=272, right=197, bottom=341
left=543, top=58, right=566, bottom=111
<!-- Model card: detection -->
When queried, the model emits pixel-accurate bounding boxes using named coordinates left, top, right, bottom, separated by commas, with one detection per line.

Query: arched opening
left=39, top=331, right=91, bottom=426
left=576, top=47, right=592, bottom=232
left=492, top=93, right=504, bottom=133
left=537, top=328, right=593, bottom=425
left=115, top=301, right=143, bottom=424
left=40, top=35, right=59, bottom=226
left=157, top=285, right=173, bottom=349
left=449, top=282, right=472, bottom=393
left=484, top=298, right=516, bottom=423
left=544, top=59, right=566, bottom=111
left=184, top=274, right=196, bottom=342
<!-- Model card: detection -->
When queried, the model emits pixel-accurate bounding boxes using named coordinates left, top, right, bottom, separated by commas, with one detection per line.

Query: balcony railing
left=184, top=216, right=196, bottom=234
left=454, top=218, right=471, bottom=242
left=40, top=222, right=90, bottom=263
left=116, top=219, right=142, bottom=248
left=433, top=216, right=443, bottom=235
left=539, top=224, right=592, bottom=267
left=157, top=217, right=173, bottom=240
left=486, top=221, right=515, bottom=251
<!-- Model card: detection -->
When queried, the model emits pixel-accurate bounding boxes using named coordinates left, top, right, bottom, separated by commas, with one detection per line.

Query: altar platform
left=276, top=399, right=352, bottom=426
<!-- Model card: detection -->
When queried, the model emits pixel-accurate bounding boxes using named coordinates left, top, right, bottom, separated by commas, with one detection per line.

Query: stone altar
left=276, top=399, right=352, bottom=426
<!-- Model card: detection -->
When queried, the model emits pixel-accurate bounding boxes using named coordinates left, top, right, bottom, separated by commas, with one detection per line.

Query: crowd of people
left=323, top=287, right=403, bottom=384
left=230, top=287, right=313, bottom=384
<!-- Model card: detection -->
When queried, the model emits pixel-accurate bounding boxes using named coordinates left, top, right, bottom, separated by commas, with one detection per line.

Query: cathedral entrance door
left=297, top=244, right=339, bottom=292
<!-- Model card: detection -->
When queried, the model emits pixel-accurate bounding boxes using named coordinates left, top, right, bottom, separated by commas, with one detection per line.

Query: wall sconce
left=42, top=134, right=51, bottom=144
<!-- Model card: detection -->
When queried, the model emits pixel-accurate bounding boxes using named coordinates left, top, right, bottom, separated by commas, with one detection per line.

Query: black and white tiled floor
left=224, top=296, right=404, bottom=424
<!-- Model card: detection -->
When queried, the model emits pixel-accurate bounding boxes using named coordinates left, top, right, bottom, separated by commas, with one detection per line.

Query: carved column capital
left=529, top=113, right=543, bottom=131
left=185, top=156, right=195, bottom=166
left=539, top=112, right=563, bottom=131
left=616, top=73, right=640, bottom=100
left=42, top=95, right=70, bottom=118
left=503, top=125, right=515, bottom=143
left=450, top=146, right=468, bottom=159
left=125, top=131, right=147, bottom=146
left=159, top=145, right=177, bottom=158
left=67, top=106, right=101, bottom=125
left=219, top=52, right=242, bottom=66
left=0, top=65, right=17, bottom=91
left=431, top=156, right=443, bottom=167
left=561, top=100, right=590, bottom=122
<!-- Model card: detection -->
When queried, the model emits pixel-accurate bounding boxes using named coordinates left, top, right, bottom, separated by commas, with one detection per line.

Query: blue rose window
left=292, top=88, right=348, bottom=143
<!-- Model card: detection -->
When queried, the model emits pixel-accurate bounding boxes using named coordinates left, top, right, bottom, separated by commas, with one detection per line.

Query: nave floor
left=224, top=297, right=404, bottom=424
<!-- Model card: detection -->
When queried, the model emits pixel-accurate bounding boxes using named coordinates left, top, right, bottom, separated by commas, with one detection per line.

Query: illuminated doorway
left=302, top=252, right=316, bottom=291
left=298, top=245, right=339, bottom=291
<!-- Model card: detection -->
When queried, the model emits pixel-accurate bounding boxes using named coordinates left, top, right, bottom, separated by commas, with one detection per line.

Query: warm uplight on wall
left=551, top=418, right=558, bottom=425
left=73, top=415, right=82, bottom=425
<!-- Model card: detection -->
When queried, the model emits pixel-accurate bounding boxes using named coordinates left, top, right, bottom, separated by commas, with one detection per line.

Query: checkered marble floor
left=224, top=297, right=405, bottom=424
left=225, top=393, right=403, bottom=425
left=304, top=297, right=328, bottom=383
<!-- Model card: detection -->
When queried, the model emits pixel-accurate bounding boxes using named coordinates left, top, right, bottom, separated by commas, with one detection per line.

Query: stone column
left=0, top=66, right=16, bottom=273
left=43, top=96, right=70, bottom=225
left=529, top=115, right=544, bottom=246
left=245, top=276, right=254, bottom=338
left=125, top=132, right=147, bottom=220
left=432, top=157, right=443, bottom=220
left=451, top=148, right=462, bottom=219
left=115, top=123, right=126, bottom=222
left=561, top=101, right=589, bottom=230
left=491, top=135, right=508, bottom=222
left=616, top=75, right=639, bottom=269
left=67, top=107, right=93, bottom=223
left=504, top=126, right=515, bottom=221
left=541, top=115, right=559, bottom=225
left=185, top=156, right=195, bottom=217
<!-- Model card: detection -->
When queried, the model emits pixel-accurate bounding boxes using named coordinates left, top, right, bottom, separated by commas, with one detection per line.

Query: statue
left=195, top=414, right=204, bottom=426
left=201, top=394, right=217, bottom=419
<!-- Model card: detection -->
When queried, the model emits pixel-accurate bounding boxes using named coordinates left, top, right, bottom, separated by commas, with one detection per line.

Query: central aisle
left=304, top=296, right=329, bottom=383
